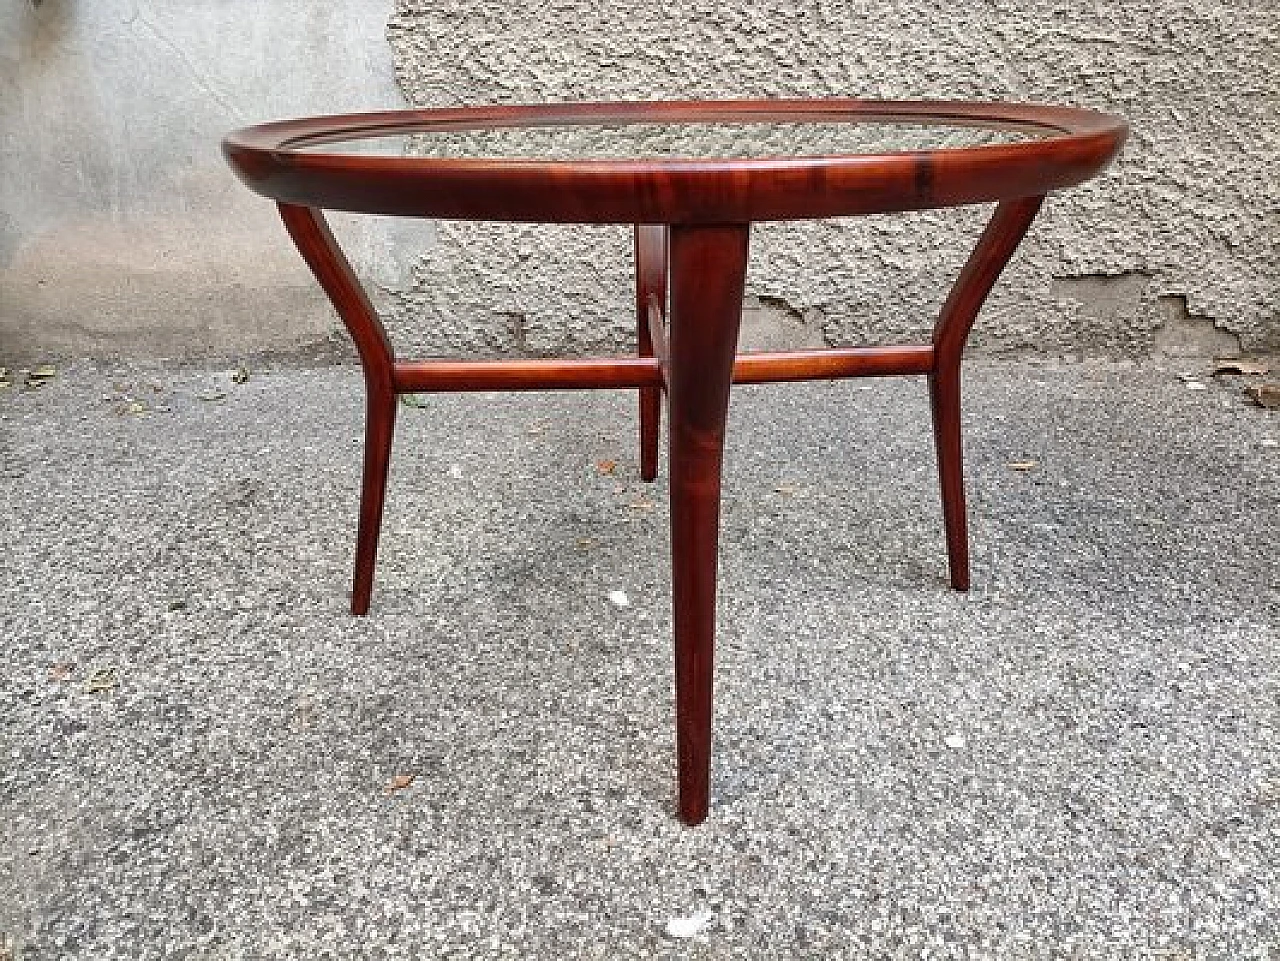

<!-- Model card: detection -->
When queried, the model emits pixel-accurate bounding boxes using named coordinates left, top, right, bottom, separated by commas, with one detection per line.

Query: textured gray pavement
left=1, top=359, right=1277, bottom=959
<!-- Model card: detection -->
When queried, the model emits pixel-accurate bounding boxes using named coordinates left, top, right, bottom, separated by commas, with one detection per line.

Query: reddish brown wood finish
left=224, top=100, right=1126, bottom=224
left=394, top=356, right=662, bottom=392
left=666, top=224, right=750, bottom=825
left=734, top=344, right=933, bottom=382
left=646, top=299, right=669, bottom=379
left=635, top=225, right=667, bottom=481
left=928, top=196, right=1046, bottom=591
left=277, top=204, right=396, bottom=616
left=225, top=100, right=1127, bottom=825
left=391, top=344, right=935, bottom=393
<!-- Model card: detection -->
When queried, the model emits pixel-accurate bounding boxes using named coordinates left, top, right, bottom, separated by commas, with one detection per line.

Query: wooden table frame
left=225, top=100, right=1126, bottom=825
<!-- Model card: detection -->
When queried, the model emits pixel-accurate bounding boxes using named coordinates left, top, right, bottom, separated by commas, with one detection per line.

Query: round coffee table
left=224, top=100, right=1127, bottom=824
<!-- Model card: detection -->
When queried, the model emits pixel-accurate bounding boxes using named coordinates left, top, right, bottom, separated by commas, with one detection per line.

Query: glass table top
left=291, top=120, right=1047, bottom=161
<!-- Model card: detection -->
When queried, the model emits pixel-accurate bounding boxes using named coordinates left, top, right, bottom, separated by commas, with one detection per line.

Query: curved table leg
left=635, top=225, right=668, bottom=481
left=666, top=224, right=750, bottom=825
left=278, top=204, right=397, bottom=615
left=930, top=196, right=1045, bottom=591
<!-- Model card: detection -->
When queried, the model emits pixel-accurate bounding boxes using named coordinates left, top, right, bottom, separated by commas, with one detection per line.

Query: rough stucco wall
left=386, top=0, right=1279, bottom=358
left=0, top=0, right=420, bottom=361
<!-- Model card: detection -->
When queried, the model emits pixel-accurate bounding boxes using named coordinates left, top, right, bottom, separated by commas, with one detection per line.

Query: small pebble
left=944, top=734, right=967, bottom=750
left=665, top=908, right=714, bottom=939
left=607, top=590, right=630, bottom=608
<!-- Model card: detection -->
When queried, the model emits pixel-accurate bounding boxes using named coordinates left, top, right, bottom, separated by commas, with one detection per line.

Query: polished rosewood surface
left=224, top=99, right=1126, bottom=824
left=224, top=99, right=1126, bottom=223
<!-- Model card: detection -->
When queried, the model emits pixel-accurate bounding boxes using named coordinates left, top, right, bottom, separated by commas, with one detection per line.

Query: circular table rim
left=222, top=98, right=1128, bottom=223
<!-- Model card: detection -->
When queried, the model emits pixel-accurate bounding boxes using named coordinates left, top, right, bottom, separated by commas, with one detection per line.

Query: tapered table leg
left=666, top=224, right=750, bottom=825
left=635, top=225, right=667, bottom=482
left=277, top=203, right=398, bottom=615
left=929, top=196, right=1045, bottom=591
left=351, top=388, right=397, bottom=614
left=929, top=367, right=969, bottom=591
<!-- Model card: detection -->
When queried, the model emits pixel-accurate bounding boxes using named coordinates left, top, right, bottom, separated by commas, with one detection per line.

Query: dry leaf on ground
left=25, top=366, right=56, bottom=389
left=1213, top=359, right=1271, bottom=376
left=596, top=459, right=618, bottom=475
left=86, top=668, right=117, bottom=694
left=1246, top=383, right=1280, bottom=409
left=385, top=773, right=416, bottom=794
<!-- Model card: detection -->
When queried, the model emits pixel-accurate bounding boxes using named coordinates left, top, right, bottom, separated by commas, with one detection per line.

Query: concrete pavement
left=1, top=358, right=1277, bottom=958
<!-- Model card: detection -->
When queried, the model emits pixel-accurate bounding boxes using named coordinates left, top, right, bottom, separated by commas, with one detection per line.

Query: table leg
left=634, top=225, right=667, bottom=482
left=666, top=224, right=750, bottom=825
left=929, top=196, right=1045, bottom=591
left=929, top=368, right=970, bottom=590
left=277, top=204, right=398, bottom=615
left=351, top=391, right=397, bottom=615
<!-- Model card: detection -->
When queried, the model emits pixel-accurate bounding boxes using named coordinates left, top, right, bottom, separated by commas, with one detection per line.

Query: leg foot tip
left=677, top=795, right=709, bottom=826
